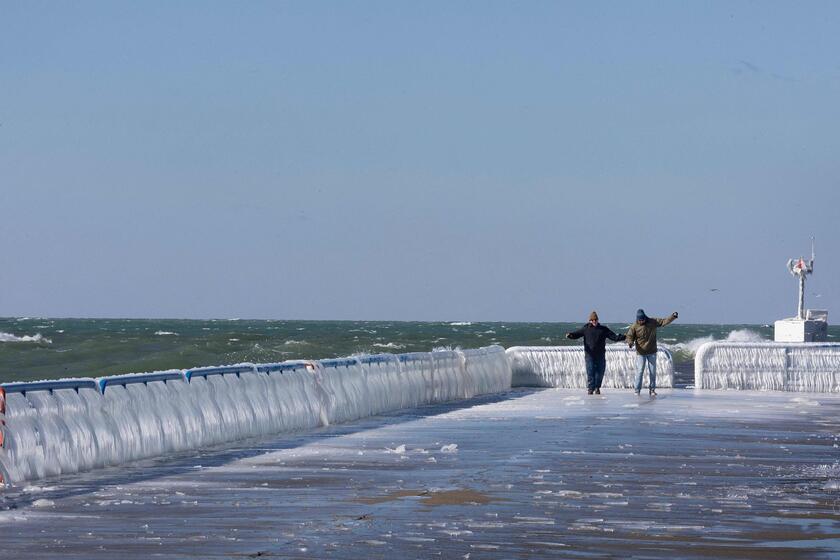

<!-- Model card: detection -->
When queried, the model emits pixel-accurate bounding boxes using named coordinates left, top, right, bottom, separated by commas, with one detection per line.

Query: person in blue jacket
left=566, top=311, right=625, bottom=394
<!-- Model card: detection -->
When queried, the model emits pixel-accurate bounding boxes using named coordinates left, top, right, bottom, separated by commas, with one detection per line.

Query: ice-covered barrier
left=0, top=346, right=510, bottom=485
left=695, top=342, right=840, bottom=392
left=506, top=346, right=674, bottom=388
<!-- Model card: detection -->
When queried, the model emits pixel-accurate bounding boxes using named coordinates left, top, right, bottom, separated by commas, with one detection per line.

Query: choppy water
left=1, top=317, right=838, bottom=383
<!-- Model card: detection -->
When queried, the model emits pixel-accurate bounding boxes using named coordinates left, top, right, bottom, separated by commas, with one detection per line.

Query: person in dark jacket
left=626, top=308, right=678, bottom=396
left=566, top=311, right=625, bottom=394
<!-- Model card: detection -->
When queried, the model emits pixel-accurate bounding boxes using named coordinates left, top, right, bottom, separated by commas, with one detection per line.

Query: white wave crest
left=372, top=342, right=405, bottom=349
left=284, top=340, right=308, bottom=345
left=669, top=336, right=714, bottom=356
left=154, top=331, right=178, bottom=336
left=724, top=329, right=766, bottom=343
left=668, top=329, right=766, bottom=358
left=0, top=332, right=52, bottom=344
left=449, top=322, right=472, bottom=326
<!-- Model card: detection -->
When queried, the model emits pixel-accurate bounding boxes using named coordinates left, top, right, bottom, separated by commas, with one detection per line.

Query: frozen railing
left=0, top=346, right=511, bottom=485
left=695, top=342, right=840, bottom=392
left=506, top=346, right=674, bottom=389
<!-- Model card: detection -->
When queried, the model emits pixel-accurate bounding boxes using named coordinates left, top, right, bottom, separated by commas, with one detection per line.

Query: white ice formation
left=0, top=346, right=510, bottom=484
left=4, top=337, right=839, bottom=486
left=506, top=346, right=674, bottom=389
left=695, top=342, right=840, bottom=392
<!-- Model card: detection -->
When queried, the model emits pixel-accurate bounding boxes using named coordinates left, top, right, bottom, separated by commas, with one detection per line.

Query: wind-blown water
left=0, top=346, right=510, bottom=484
left=3, top=318, right=818, bottom=384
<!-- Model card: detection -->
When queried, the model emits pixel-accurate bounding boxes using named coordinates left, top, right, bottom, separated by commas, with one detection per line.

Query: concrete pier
left=1, top=388, right=838, bottom=559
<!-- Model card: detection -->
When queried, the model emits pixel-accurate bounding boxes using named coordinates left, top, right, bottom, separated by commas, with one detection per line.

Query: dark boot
left=594, top=388, right=601, bottom=395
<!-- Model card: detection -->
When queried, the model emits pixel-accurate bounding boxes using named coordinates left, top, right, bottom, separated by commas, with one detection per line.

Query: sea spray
left=0, top=332, right=51, bottom=344
left=666, top=329, right=767, bottom=362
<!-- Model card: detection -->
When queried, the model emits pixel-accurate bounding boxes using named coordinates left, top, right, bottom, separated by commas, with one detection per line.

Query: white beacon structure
left=774, top=238, right=828, bottom=342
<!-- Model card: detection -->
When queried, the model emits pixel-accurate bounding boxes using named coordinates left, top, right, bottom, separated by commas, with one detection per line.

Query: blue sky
left=1, top=1, right=839, bottom=323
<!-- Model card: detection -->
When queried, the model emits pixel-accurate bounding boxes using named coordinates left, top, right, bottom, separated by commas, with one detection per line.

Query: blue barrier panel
left=257, top=362, right=312, bottom=374
left=398, top=352, right=429, bottom=363
left=98, top=371, right=187, bottom=394
left=1, top=378, right=99, bottom=395
left=358, top=355, right=396, bottom=365
left=185, top=364, right=256, bottom=382
left=319, top=358, right=359, bottom=369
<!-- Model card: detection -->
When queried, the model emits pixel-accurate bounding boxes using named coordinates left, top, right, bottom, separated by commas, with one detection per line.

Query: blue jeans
left=585, top=354, right=606, bottom=391
left=635, top=354, right=657, bottom=392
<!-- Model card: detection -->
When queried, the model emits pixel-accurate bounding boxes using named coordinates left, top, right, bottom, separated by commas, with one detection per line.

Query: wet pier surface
left=2, top=388, right=839, bottom=559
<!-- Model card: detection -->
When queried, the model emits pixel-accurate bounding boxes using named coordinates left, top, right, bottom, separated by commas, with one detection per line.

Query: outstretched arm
left=626, top=325, right=636, bottom=348
left=656, top=312, right=679, bottom=327
left=566, top=327, right=585, bottom=340
left=608, top=328, right=625, bottom=342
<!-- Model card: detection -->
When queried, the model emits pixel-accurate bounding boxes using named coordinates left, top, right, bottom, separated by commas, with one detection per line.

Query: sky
left=1, top=1, right=839, bottom=324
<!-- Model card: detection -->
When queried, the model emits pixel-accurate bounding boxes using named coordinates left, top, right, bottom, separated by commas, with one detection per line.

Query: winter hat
left=589, top=311, right=599, bottom=322
left=636, top=309, right=647, bottom=321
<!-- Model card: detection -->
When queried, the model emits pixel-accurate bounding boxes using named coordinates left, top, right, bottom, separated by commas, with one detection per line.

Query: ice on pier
left=695, top=342, right=840, bottom=392
left=690, top=241, right=839, bottom=392
left=1, top=387, right=839, bottom=558
left=0, top=346, right=511, bottom=484
left=506, top=346, right=674, bottom=388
